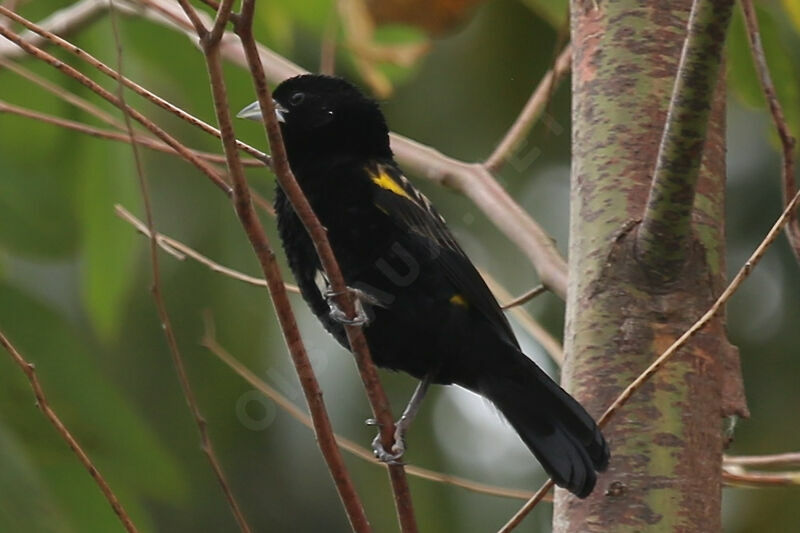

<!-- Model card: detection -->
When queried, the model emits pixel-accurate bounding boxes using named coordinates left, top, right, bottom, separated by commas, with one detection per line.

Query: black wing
left=367, top=162, right=519, bottom=348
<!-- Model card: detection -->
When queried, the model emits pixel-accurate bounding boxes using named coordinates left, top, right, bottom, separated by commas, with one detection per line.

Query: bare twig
left=0, top=17, right=233, bottom=195
left=201, top=318, right=540, bottom=502
left=0, top=0, right=116, bottom=58
left=0, top=330, right=139, bottom=533
left=485, top=44, right=572, bottom=172
left=114, top=204, right=298, bottom=292
left=107, top=4, right=252, bottom=530
left=497, top=480, right=554, bottom=533
left=233, top=2, right=417, bottom=528
left=115, top=202, right=557, bottom=369
left=725, top=452, right=800, bottom=469
left=0, top=56, right=126, bottom=128
left=175, top=1, right=373, bottom=530
left=500, top=284, right=547, bottom=310
left=481, top=273, right=563, bottom=366
left=597, top=195, right=800, bottom=429
left=0, top=5, right=268, bottom=163
left=0, top=100, right=264, bottom=167
left=391, top=136, right=568, bottom=298
left=740, top=0, right=800, bottom=263
left=502, top=183, right=800, bottom=531
left=722, top=468, right=800, bottom=487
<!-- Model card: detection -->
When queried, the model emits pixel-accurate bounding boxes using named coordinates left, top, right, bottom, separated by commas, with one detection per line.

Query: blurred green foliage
left=0, top=1, right=798, bottom=531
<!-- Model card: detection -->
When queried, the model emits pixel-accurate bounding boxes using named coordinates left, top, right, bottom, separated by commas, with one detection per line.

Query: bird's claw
left=326, top=286, right=377, bottom=326
left=329, top=302, right=369, bottom=325
left=371, top=432, right=406, bottom=465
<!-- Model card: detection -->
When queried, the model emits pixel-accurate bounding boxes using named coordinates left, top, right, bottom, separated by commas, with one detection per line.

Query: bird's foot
left=366, top=417, right=408, bottom=465
left=326, top=286, right=379, bottom=326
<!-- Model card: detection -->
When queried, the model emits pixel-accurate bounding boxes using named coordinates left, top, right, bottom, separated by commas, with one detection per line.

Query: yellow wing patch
left=371, top=170, right=413, bottom=201
left=449, top=294, right=469, bottom=308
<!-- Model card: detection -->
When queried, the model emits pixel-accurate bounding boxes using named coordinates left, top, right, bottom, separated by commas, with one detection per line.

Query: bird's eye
left=289, top=92, right=305, bottom=106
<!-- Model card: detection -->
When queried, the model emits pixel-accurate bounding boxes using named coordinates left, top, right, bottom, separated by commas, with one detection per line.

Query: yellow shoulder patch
left=449, top=294, right=469, bottom=308
left=371, top=170, right=413, bottom=201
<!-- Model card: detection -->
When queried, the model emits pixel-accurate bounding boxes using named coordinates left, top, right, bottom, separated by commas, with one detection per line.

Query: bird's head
left=238, top=74, right=392, bottom=167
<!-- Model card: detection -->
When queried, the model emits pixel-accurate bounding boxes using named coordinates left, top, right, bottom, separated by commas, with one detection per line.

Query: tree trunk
left=554, top=1, right=747, bottom=531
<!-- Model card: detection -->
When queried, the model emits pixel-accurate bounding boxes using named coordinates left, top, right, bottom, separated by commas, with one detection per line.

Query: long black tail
left=475, top=346, right=609, bottom=498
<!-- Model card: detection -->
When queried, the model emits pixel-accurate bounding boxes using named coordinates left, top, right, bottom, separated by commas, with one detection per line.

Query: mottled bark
left=555, top=1, right=746, bottom=532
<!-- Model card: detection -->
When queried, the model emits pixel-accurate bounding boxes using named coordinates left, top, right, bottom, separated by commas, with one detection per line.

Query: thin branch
left=107, top=4, right=251, bottom=530
left=0, top=57, right=256, bottom=166
left=234, top=2, right=417, bottom=529
left=497, top=480, right=554, bottom=533
left=635, top=0, right=735, bottom=282
left=0, top=0, right=116, bottom=58
left=0, top=56, right=126, bottom=129
left=503, top=183, right=800, bottom=531
left=740, top=0, right=800, bottom=263
left=500, top=284, right=547, bottom=310
left=0, top=17, right=233, bottom=196
left=115, top=202, right=558, bottom=368
left=114, top=204, right=298, bottom=292
left=0, top=100, right=264, bottom=167
left=481, top=273, right=563, bottom=366
left=0, top=5, right=268, bottom=164
left=390, top=136, right=568, bottom=298
left=0, top=0, right=24, bottom=30
left=725, top=452, right=800, bottom=469
left=0, top=330, right=139, bottom=533
left=176, top=1, right=373, bottom=530
left=201, top=318, right=540, bottom=502
left=485, top=44, right=572, bottom=172
left=722, top=468, right=800, bottom=487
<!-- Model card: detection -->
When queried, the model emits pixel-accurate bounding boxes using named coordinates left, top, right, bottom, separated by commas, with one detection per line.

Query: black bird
left=238, top=74, right=609, bottom=498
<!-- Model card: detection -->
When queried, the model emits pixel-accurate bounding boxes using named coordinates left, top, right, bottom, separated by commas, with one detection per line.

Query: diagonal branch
left=390, top=136, right=568, bottom=297
left=233, top=2, right=418, bottom=528
left=635, top=0, right=736, bottom=282
left=175, top=1, right=374, bottom=531
left=201, top=318, right=539, bottom=502
left=233, top=1, right=421, bottom=530
left=740, top=0, right=800, bottom=264
left=501, top=180, right=800, bottom=531
left=0, top=99, right=262, bottom=167
left=0, top=0, right=117, bottom=58
left=115, top=204, right=562, bottom=367
left=114, top=204, right=297, bottom=290
left=0, top=330, right=139, bottom=533
left=0, top=5, right=268, bottom=163
left=485, top=44, right=572, bottom=172
left=106, top=3, right=251, bottom=530
left=0, top=16, right=232, bottom=195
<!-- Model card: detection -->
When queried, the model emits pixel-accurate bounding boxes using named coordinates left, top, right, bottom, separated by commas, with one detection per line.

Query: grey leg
left=371, top=375, right=432, bottom=464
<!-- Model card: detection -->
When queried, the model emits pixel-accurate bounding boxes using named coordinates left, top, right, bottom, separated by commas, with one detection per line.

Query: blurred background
left=1, top=0, right=798, bottom=531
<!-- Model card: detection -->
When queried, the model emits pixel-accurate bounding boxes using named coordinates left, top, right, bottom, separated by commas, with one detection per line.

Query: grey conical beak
left=236, top=100, right=287, bottom=123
